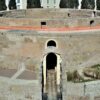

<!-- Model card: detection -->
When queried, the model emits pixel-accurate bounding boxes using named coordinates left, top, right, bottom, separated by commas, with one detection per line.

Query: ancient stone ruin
left=0, top=9, right=100, bottom=100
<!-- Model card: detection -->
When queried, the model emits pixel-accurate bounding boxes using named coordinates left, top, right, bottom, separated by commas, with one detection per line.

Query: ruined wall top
left=0, top=9, right=100, bottom=18
left=0, top=9, right=100, bottom=31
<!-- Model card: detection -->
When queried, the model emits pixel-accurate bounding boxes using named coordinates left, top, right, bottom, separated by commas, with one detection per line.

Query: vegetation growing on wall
left=0, top=0, right=6, bottom=11
left=27, top=0, right=41, bottom=8
left=67, top=70, right=84, bottom=82
left=9, top=0, right=16, bottom=10
left=83, top=64, right=100, bottom=79
left=67, top=64, right=100, bottom=83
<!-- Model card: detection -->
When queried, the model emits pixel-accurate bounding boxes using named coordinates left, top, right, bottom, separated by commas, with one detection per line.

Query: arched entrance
left=46, top=53, right=57, bottom=70
left=42, top=53, right=62, bottom=99
left=43, top=53, right=61, bottom=86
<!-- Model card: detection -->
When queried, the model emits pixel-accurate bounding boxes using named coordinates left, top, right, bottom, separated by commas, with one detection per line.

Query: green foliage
left=93, top=68, right=100, bottom=79
left=60, top=0, right=79, bottom=8
left=27, top=0, right=41, bottom=8
left=0, top=0, right=7, bottom=11
left=83, top=64, right=100, bottom=79
left=97, top=0, right=100, bottom=10
left=91, top=64, right=100, bottom=79
left=9, top=0, right=16, bottom=10
left=67, top=70, right=84, bottom=82
left=91, top=64, right=100, bottom=69
left=67, top=70, right=95, bottom=83
left=81, top=0, right=95, bottom=9
left=67, top=71, right=73, bottom=81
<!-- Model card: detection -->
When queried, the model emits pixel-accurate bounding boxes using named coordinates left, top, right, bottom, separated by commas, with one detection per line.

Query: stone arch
left=45, top=39, right=57, bottom=49
left=46, top=52, right=57, bottom=69
left=43, top=53, right=62, bottom=86
left=47, top=40, right=56, bottom=47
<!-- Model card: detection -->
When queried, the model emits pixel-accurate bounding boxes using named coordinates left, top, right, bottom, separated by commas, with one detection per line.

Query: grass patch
left=91, top=64, right=100, bottom=69
left=67, top=70, right=84, bottom=83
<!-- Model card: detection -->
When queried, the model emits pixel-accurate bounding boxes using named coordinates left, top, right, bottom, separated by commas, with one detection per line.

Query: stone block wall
left=1, top=9, right=100, bottom=18
left=0, top=78, right=41, bottom=100
left=0, top=29, right=100, bottom=100
left=0, top=9, right=100, bottom=29
left=0, top=17, right=100, bottom=28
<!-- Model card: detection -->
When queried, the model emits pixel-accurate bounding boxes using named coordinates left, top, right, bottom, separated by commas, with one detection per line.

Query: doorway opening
left=42, top=53, right=62, bottom=100
left=46, top=53, right=57, bottom=70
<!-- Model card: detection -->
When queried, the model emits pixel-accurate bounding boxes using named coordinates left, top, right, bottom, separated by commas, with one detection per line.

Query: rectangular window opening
left=41, top=22, right=46, bottom=25
left=41, top=22, right=47, bottom=28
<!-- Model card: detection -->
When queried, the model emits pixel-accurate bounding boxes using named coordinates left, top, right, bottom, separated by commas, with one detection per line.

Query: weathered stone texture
left=67, top=95, right=90, bottom=100
left=0, top=9, right=100, bottom=100
left=0, top=78, right=41, bottom=100
left=1, top=9, right=100, bottom=18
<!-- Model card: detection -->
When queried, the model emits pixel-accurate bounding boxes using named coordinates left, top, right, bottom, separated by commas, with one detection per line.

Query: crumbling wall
left=0, top=30, right=100, bottom=100
left=1, top=9, right=100, bottom=18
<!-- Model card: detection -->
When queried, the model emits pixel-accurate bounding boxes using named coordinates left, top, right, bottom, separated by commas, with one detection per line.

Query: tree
left=60, top=0, right=79, bottom=9
left=0, top=0, right=7, bottom=11
left=60, top=0, right=67, bottom=8
left=27, top=0, right=41, bottom=8
left=81, top=0, right=95, bottom=9
left=97, top=0, right=100, bottom=10
left=9, top=0, right=16, bottom=10
left=74, top=0, right=79, bottom=9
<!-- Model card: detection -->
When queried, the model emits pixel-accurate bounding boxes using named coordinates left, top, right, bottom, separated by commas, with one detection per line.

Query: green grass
left=91, top=64, right=100, bottom=69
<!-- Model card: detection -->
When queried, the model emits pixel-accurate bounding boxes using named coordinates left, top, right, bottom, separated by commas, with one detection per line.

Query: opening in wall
left=47, top=40, right=56, bottom=47
left=46, top=53, right=57, bottom=70
left=90, top=20, right=94, bottom=26
left=41, top=22, right=46, bottom=28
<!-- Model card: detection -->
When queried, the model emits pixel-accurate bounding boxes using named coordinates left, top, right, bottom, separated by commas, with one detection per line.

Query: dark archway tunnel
left=46, top=53, right=57, bottom=70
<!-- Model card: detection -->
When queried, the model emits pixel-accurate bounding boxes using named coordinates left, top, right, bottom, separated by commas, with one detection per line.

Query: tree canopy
left=0, top=0, right=7, bottom=11
left=60, top=0, right=79, bottom=8
left=9, top=0, right=17, bottom=10
left=97, top=0, right=100, bottom=10
left=0, top=0, right=100, bottom=11
left=27, top=0, right=41, bottom=8
left=81, top=0, right=95, bottom=9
